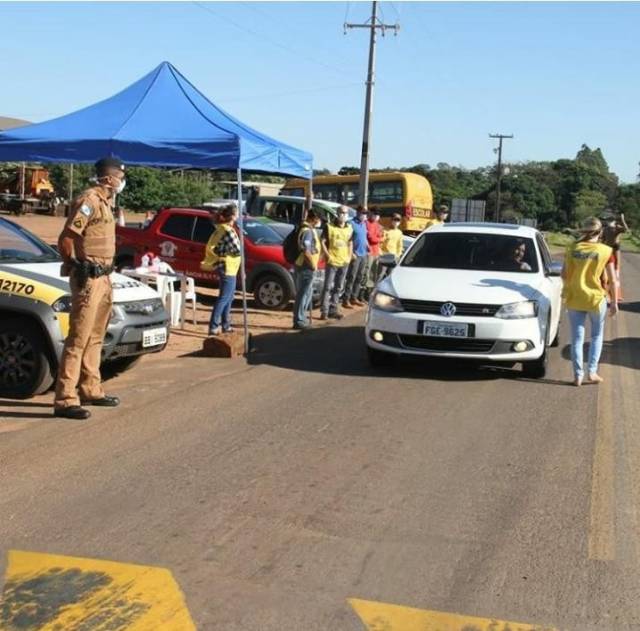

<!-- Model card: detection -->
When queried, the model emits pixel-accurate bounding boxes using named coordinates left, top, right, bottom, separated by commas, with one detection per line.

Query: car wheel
left=0, top=319, right=54, bottom=399
left=522, top=316, right=550, bottom=379
left=367, top=346, right=396, bottom=368
left=550, top=318, right=560, bottom=348
left=522, top=349, right=547, bottom=379
left=254, top=274, right=291, bottom=311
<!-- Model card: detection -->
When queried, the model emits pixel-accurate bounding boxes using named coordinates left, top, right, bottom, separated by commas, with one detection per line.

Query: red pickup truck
left=115, top=207, right=324, bottom=310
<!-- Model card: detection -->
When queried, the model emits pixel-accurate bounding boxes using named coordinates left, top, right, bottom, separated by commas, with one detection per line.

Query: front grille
left=399, top=335, right=496, bottom=353
left=400, top=299, right=501, bottom=317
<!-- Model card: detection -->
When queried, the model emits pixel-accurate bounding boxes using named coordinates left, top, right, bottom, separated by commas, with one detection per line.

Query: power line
left=218, top=82, right=362, bottom=104
left=191, top=1, right=355, bottom=79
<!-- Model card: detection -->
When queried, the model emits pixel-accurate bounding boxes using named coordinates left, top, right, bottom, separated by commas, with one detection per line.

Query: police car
left=0, top=217, right=170, bottom=399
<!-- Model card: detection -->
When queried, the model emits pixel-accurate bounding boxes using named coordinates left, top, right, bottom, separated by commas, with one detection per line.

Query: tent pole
left=237, top=167, right=249, bottom=354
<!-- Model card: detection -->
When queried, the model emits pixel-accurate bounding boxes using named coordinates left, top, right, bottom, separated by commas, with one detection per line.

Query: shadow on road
left=248, top=323, right=568, bottom=384
left=561, top=337, right=640, bottom=371
left=620, top=301, right=640, bottom=314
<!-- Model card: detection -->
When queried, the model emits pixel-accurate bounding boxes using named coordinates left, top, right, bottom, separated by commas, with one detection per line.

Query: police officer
left=53, top=157, right=125, bottom=419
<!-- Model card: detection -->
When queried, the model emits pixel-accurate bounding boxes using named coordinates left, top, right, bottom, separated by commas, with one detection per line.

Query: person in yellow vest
left=202, top=204, right=241, bottom=335
left=381, top=213, right=404, bottom=260
left=320, top=206, right=353, bottom=320
left=293, top=209, right=322, bottom=330
left=562, top=216, right=618, bottom=386
left=424, top=204, right=449, bottom=229
left=54, top=157, right=125, bottom=420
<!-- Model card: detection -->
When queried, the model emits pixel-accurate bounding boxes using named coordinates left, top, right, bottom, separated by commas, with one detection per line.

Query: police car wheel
left=0, top=319, right=54, bottom=399
left=254, top=274, right=290, bottom=311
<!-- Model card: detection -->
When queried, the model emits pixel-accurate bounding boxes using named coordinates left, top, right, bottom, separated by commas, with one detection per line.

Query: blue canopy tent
left=0, top=61, right=313, bottom=351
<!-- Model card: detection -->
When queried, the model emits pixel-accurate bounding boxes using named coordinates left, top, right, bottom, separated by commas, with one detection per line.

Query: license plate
left=422, top=321, right=469, bottom=338
left=412, top=208, right=429, bottom=218
left=142, top=327, right=167, bottom=348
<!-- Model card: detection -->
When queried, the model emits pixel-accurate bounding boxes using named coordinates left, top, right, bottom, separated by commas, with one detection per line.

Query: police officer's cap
left=95, top=157, right=125, bottom=176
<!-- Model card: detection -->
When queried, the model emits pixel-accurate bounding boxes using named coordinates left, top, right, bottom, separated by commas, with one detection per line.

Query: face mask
left=392, top=222, right=400, bottom=228
left=116, top=178, right=126, bottom=194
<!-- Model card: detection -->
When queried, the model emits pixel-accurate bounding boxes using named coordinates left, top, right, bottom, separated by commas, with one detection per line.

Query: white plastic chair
left=184, top=276, right=197, bottom=325
left=156, top=274, right=197, bottom=327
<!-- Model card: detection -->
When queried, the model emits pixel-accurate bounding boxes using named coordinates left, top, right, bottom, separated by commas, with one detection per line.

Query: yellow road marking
left=588, top=338, right=616, bottom=561
left=0, top=550, right=196, bottom=630
left=349, top=598, right=558, bottom=631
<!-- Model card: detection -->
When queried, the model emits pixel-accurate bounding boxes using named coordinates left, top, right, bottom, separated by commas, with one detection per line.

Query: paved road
left=1, top=254, right=639, bottom=630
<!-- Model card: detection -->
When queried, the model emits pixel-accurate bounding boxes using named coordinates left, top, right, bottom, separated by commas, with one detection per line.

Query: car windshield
left=243, top=220, right=284, bottom=246
left=0, top=220, right=60, bottom=263
left=402, top=232, right=539, bottom=273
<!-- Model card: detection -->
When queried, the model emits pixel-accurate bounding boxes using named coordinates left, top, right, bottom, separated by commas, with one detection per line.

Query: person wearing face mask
left=320, top=206, right=353, bottom=320
left=53, top=157, right=125, bottom=420
left=292, top=209, right=322, bottom=330
left=342, top=206, right=369, bottom=309
left=381, top=213, right=404, bottom=260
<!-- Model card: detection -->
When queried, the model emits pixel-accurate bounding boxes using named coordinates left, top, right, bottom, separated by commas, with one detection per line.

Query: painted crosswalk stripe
left=0, top=550, right=196, bottom=630
left=349, top=598, right=558, bottom=631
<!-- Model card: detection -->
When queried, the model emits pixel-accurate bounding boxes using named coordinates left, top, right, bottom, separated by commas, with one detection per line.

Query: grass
left=543, top=230, right=640, bottom=254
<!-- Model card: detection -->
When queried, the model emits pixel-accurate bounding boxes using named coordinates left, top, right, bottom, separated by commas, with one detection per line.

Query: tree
left=573, top=190, right=608, bottom=223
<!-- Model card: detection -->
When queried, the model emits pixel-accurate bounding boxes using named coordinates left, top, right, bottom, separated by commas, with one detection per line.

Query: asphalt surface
left=1, top=254, right=639, bottom=630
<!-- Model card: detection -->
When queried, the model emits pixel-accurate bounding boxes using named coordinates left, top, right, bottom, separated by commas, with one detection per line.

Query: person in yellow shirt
left=381, top=213, right=404, bottom=260
left=203, top=204, right=242, bottom=335
left=562, top=216, right=618, bottom=386
left=320, top=206, right=353, bottom=320
left=424, top=204, right=449, bottom=229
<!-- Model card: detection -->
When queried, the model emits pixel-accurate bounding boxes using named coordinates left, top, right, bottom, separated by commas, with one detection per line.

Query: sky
left=1, top=1, right=639, bottom=182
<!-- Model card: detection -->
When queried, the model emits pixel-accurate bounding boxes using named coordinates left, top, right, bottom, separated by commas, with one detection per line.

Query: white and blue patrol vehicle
left=0, top=217, right=169, bottom=398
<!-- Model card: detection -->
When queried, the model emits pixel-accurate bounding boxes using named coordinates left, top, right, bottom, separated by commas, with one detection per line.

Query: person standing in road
left=601, top=210, right=629, bottom=300
left=320, top=206, right=353, bottom=320
left=362, top=206, right=384, bottom=299
left=292, top=209, right=321, bottom=330
left=204, top=204, right=242, bottom=336
left=342, top=206, right=369, bottom=309
left=381, top=213, right=404, bottom=260
left=562, top=217, right=618, bottom=387
left=425, top=204, right=449, bottom=229
left=54, top=157, right=125, bottom=420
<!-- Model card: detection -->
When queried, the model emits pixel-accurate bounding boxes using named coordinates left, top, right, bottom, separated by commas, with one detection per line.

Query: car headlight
left=372, top=290, right=404, bottom=313
left=52, top=294, right=72, bottom=313
left=495, top=300, right=538, bottom=319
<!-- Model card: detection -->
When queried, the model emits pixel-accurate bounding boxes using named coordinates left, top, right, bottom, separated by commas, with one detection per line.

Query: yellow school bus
left=281, top=172, right=434, bottom=234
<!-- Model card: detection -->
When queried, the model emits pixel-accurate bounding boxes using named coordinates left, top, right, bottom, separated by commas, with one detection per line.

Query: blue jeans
left=343, top=254, right=368, bottom=302
left=321, top=264, right=349, bottom=316
left=209, top=274, right=237, bottom=332
left=568, top=299, right=607, bottom=378
left=293, top=267, right=315, bottom=327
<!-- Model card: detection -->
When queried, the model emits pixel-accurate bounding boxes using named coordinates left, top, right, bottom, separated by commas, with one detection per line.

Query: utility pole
left=489, top=133, right=513, bottom=222
left=345, top=1, right=399, bottom=208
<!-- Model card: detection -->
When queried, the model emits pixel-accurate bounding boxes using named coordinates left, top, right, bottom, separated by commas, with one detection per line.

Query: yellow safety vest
left=381, top=228, right=403, bottom=257
left=563, top=241, right=611, bottom=312
left=295, top=222, right=321, bottom=269
left=326, top=223, right=352, bottom=267
left=201, top=224, right=242, bottom=277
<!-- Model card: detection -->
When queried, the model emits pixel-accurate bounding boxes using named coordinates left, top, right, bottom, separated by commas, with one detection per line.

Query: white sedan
left=365, top=223, right=563, bottom=378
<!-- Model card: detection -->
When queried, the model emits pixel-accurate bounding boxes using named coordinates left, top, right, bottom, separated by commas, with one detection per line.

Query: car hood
left=383, top=267, right=543, bottom=304
left=5, top=262, right=161, bottom=303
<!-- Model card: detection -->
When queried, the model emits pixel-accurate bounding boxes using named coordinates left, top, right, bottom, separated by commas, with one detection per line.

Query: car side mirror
left=547, top=262, right=563, bottom=277
left=378, top=253, right=397, bottom=269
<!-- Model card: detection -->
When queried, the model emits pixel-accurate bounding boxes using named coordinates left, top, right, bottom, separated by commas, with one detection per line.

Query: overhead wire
left=217, top=81, right=363, bottom=104
left=191, top=1, right=357, bottom=80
